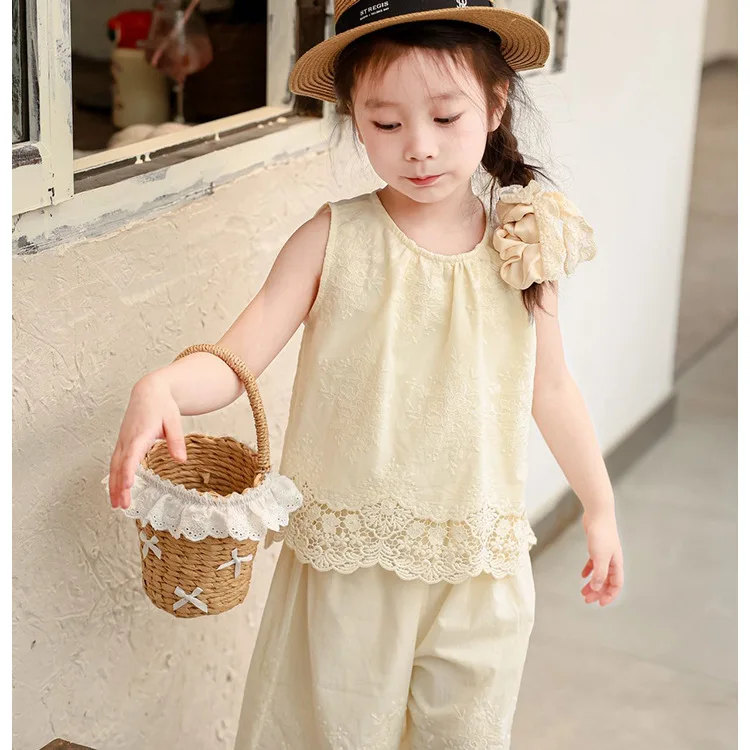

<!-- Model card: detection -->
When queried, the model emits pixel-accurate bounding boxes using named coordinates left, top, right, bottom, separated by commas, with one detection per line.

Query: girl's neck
left=378, top=183, right=483, bottom=227
left=376, top=182, right=486, bottom=256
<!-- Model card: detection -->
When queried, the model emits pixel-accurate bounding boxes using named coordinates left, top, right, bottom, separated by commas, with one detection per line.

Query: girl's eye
left=372, top=114, right=461, bottom=130
left=435, top=114, right=462, bottom=125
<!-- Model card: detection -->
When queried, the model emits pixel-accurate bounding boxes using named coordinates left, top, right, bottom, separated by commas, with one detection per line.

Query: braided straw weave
left=138, top=344, right=271, bottom=618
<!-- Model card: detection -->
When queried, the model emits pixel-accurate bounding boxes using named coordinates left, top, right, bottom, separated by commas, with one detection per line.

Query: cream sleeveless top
left=279, top=184, right=596, bottom=584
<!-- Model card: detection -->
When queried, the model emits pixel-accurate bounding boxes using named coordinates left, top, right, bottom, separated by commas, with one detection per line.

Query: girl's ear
left=489, top=80, right=510, bottom=132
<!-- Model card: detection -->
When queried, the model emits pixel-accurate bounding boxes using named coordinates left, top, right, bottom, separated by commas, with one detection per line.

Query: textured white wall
left=13, top=1, right=707, bottom=747
left=522, top=0, right=707, bottom=517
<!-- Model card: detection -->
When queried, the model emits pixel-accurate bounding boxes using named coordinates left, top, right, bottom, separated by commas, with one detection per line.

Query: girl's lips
left=407, top=174, right=443, bottom=186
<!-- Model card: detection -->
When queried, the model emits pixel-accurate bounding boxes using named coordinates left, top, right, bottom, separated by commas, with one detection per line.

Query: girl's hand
left=108, top=373, right=187, bottom=510
left=580, top=509, right=624, bottom=607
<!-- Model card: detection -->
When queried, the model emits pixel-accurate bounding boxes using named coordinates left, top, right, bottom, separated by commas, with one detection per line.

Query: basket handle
left=174, top=344, right=272, bottom=482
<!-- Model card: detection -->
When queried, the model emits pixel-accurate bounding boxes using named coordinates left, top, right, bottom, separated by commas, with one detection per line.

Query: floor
left=514, top=332, right=737, bottom=749
left=513, top=63, right=738, bottom=750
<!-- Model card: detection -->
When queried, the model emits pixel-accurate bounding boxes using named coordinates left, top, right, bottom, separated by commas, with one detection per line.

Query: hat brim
left=289, top=8, right=550, bottom=103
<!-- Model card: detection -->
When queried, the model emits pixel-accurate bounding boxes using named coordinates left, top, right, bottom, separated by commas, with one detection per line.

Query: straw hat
left=290, top=0, right=550, bottom=103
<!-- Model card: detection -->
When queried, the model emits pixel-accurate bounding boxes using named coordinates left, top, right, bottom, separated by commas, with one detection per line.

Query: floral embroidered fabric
left=278, top=190, right=589, bottom=583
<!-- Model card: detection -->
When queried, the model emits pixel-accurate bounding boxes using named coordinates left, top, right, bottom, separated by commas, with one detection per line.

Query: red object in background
left=107, top=10, right=153, bottom=49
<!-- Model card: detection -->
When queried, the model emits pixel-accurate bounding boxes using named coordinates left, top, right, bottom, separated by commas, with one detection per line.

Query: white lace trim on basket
left=106, top=464, right=303, bottom=542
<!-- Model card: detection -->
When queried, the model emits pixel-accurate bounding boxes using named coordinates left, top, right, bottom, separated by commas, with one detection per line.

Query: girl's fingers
left=581, top=583, right=597, bottom=596
left=581, top=548, right=625, bottom=606
left=581, top=575, right=616, bottom=604
left=609, top=554, right=625, bottom=589
left=163, top=409, right=187, bottom=463
left=599, top=579, right=619, bottom=606
left=109, top=443, right=124, bottom=508
left=600, top=561, right=624, bottom=606
left=581, top=582, right=602, bottom=602
left=582, top=569, right=623, bottom=606
left=589, top=554, right=610, bottom=592
left=118, top=437, right=152, bottom=509
left=580, top=581, right=601, bottom=603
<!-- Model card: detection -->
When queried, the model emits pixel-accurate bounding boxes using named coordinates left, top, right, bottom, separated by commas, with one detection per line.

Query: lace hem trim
left=281, top=498, right=537, bottom=584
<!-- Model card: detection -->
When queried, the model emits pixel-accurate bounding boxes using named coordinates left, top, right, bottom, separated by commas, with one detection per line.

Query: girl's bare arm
left=531, top=283, right=615, bottom=517
left=157, top=208, right=331, bottom=413
left=108, top=208, right=330, bottom=509
left=531, top=283, right=624, bottom=605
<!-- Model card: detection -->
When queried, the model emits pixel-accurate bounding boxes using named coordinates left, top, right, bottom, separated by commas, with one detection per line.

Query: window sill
left=13, top=115, right=331, bottom=255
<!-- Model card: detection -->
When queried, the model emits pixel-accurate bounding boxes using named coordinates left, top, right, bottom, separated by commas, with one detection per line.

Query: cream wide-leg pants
left=234, top=544, right=535, bottom=750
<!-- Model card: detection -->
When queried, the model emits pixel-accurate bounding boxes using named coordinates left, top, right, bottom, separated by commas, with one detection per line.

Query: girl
left=108, top=2, right=624, bottom=747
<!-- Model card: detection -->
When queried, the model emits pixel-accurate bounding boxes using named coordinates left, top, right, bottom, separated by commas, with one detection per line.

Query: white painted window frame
left=71, top=0, right=302, bottom=177
left=12, top=0, right=74, bottom=215
left=12, top=0, right=320, bottom=222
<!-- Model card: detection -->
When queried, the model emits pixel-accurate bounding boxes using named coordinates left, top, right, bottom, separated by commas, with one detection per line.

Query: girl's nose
left=404, top=124, right=438, bottom=162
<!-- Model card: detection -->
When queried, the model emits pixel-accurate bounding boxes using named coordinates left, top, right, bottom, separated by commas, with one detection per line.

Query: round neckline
left=371, top=190, right=490, bottom=263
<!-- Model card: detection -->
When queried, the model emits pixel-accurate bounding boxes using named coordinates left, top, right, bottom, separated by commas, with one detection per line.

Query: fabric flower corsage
left=491, top=180, right=597, bottom=290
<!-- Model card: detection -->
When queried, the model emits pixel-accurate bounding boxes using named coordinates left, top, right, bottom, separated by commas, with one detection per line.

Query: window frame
left=12, top=0, right=74, bottom=215
left=70, top=0, right=326, bottom=178
left=12, top=0, right=326, bottom=224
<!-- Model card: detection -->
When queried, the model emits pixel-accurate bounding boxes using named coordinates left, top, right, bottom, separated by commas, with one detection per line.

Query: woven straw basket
left=109, top=344, right=302, bottom=618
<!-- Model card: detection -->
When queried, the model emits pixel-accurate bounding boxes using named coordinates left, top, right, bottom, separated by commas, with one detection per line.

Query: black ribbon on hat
left=336, top=0, right=494, bottom=36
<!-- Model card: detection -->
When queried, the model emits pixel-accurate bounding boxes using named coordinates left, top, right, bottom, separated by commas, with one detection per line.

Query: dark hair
left=333, top=21, right=553, bottom=316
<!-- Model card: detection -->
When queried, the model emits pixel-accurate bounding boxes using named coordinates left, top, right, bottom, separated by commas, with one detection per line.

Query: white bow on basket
left=173, top=586, right=208, bottom=614
left=217, top=548, right=255, bottom=578
left=139, top=530, right=162, bottom=559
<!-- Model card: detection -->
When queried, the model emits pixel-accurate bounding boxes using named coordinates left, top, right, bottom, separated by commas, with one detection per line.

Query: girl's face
left=352, top=48, right=501, bottom=203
